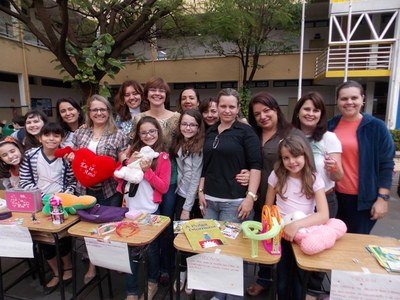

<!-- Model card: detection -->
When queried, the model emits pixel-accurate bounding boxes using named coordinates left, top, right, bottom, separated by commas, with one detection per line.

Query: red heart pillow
left=55, top=146, right=74, bottom=158
left=72, top=148, right=117, bottom=187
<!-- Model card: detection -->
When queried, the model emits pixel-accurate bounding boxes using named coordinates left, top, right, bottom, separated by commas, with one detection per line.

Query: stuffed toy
left=283, top=211, right=347, bottom=255
left=114, top=146, right=159, bottom=184
left=55, top=147, right=117, bottom=187
left=42, top=193, right=97, bottom=219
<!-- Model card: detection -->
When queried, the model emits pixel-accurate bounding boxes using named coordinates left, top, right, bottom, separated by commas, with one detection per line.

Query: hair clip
left=0, top=136, right=17, bottom=144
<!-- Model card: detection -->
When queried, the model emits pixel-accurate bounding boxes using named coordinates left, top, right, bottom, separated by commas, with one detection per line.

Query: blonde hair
left=85, top=94, right=118, bottom=134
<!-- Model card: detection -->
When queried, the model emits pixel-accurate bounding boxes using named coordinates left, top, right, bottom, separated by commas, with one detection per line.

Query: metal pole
left=344, top=0, right=352, bottom=82
left=298, top=0, right=306, bottom=100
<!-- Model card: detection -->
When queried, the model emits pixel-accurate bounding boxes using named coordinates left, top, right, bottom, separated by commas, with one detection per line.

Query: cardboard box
left=5, top=189, right=43, bottom=213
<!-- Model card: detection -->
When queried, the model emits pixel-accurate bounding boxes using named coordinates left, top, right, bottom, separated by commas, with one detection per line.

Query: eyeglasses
left=139, top=129, right=158, bottom=137
left=212, top=134, right=220, bottom=149
left=180, top=122, right=199, bottom=129
left=148, top=88, right=166, bottom=94
left=89, top=108, right=108, bottom=113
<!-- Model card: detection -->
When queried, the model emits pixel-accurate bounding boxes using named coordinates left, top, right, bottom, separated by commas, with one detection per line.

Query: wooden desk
left=0, top=211, right=79, bottom=300
left=292, top=233, right=400, bottom=299
left=68, top=217, right=170, bottom=300
left=174, top=232, right=281, bottom=299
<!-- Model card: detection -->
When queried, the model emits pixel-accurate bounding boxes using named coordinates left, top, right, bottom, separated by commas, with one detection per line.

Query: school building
left=0, top=0, right=399, bottom=128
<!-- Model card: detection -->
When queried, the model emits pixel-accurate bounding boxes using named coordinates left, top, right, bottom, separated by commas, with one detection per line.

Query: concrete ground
left=1, top=172, right=399, bottom=300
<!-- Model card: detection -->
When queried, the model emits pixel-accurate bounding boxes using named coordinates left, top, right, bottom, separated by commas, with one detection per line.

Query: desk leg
left=270, top=264, right=277, bottom=300
left=175, top=250, right=180, bottom=300
left=52, top=233, right=65, bottom=300
left=143, top=247, right=148, bottom=300
left=0, top=258, right=4, bottom=300
left=72, top=237, right=77, bottom=300
left=301, top=271, right=311, bottom=300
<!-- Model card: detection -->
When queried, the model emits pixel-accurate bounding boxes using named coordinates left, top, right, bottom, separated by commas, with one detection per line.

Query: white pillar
left=364, top=81, right=374, bottom=115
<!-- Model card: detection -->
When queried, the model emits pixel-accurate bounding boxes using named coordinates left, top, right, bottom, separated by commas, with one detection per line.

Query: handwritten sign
left=0, top=225, right=33, bottom=258
left=84, top=237, right=131, bottom=273
left=187, top=253, right=243, bottom=296
left=331, top=270, right=400, bottom=299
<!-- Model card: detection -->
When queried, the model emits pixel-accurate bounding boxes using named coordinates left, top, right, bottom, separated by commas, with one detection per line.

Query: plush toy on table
left=42, top=193, right=97, bottom=219
left=114, top=146, right=159, bottom=184
left=283, top=211, right=347, bottom=255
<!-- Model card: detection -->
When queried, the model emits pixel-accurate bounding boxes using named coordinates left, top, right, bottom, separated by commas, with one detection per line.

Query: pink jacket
left=116, top=152, right=171, bottom=203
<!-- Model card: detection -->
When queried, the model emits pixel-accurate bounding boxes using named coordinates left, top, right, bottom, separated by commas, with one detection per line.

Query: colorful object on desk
left=242, top=216, right=282, bottom=258
left=48, top=195, right=64, bottom=224
left=116, top=221, right=139, bottom=237
left=0, top=199, right=12, bottom=220
left=284, top=211, right=347, bottom=255
left=261, top=205, right=283, bottom=255
left=5, top=188, right=43, bottom=213
left=42, top=193, right=97, bottom=219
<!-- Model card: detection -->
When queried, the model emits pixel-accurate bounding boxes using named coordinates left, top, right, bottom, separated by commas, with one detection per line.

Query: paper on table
left=187, top=253, right=243, bottom=296
left=84, top=237, right=131, bottom=274
left=331, top=269, right=400, bottom=300
left=0, top=225, right=33, bottom=258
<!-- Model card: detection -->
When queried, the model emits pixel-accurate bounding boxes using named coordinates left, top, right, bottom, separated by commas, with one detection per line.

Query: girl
left=171, top=109, right=205, bottom=293
left=124, top=116, right=171, bottom=300
left=21, top=110, right=48, bottom=151
left=177, top=88, right=200, bottom=113
left=328, top=81, right=395, bottom=234
left=114, top=80, right=148, bottom=135
left=56, top=97, right=85, bottom=147
left=0, top=136, right=24, bottom=189
left=19, top=122, right=76, bottom=295
left=266, top=135, right=328, bottom=300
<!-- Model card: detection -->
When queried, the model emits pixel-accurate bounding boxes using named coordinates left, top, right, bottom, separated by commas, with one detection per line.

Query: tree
left=199, top=0, right=302, bottom=116
left=0, top=0, right=183, bottom=99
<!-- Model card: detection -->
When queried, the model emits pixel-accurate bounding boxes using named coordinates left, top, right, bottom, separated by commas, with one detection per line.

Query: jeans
left=336, top=192, right=376, bottom=234
left=205, top=200, right=253, bottom=223
left=277, top=239, right=305, bottom=300
left=125, top=239, right=160, bottom=296
left=159, top=183, right=177, bottom=275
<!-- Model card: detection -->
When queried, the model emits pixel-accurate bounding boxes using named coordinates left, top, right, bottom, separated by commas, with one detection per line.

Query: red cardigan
left=116, top=152, right=171, bottom=203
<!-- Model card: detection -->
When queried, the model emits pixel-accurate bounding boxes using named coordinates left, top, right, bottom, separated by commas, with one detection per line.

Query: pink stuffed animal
left=283, top=212, right=347, bottom=255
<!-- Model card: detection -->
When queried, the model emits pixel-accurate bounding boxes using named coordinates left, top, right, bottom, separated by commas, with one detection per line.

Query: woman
left=198, top=88, right=261, bottom=300
left=176, top=88, right=200, bottom=113
left=21, top=110, right=48, bottom=151
left=246, top=91, right=310, bottom=296
left=199, top=97, right=219, bottom=130
left=114, top=80, right=148, bottom=135
left=292, top=91, right=343, bottom=218
left=71, top=94, right=129, bottom=283
left=328, top=80, right=395, bottom=234
left=130, top=77, right=180, bottom=284
left=56, top=98, right=85, bottom=147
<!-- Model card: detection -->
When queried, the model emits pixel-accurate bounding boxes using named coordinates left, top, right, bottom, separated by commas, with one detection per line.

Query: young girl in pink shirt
left=266, top=135, right=329, bottom=299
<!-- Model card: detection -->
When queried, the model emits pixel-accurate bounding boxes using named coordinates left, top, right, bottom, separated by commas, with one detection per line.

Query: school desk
left=0, top=209, right=79, bottom=300
left=68, top=216, right=171, bottom=300
left=292, top=233, right=400, bottom=299
left=174, top=232, right=281, bottom=300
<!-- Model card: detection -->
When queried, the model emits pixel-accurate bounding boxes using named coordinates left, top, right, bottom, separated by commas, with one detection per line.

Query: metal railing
left=315, top=43, right=392, bottom=77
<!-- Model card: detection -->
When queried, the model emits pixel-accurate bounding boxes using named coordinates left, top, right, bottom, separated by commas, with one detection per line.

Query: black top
left=202, top=121, right=262, bottom=199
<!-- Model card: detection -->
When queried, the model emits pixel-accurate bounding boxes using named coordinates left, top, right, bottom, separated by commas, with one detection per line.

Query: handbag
left=77, top=204, right=128, bottom=223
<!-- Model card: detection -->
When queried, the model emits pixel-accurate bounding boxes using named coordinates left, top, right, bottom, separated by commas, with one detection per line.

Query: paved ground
left=1, top=172, right=399, bottom=300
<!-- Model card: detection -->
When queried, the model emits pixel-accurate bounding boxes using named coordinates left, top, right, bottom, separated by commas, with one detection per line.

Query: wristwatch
left=377, top=193, right=390, bottom=201
left=246, top=191, right=258, bottom=201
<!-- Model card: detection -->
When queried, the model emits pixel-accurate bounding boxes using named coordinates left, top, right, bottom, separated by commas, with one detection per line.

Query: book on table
left=366, top=244, right=400, bottom=273
left=183, top=219, right=228, bottom=250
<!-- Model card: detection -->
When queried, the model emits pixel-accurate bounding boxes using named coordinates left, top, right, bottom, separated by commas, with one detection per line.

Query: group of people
left=0, top=78, right=395, bottom=300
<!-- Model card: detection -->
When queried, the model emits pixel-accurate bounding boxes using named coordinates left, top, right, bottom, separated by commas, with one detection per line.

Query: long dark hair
left=292, top=91, right=327, bottom=142
left=274, top=135, right=316, bottom=200
left=0, top=137, right=24, bottom=178
left=39, top=122, right=66, bottom=139
left=131, top=116, right=164, bottom=170
left=172, top=109, right=205, bottom=157
left=56, top=98, right=84, bottom=132
left=176, top=88, right=200, bottom=113
left=248, top=91, right=292, bottom=137
left=114, top=80, right=147, bottom=121
left=24, top=110, right=48, bottom=151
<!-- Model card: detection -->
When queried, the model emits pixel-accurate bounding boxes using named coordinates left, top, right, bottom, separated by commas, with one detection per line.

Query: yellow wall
left=1, top=37, right=320, bottom=85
